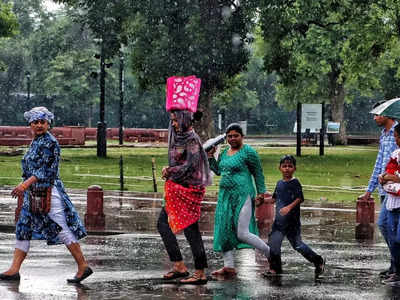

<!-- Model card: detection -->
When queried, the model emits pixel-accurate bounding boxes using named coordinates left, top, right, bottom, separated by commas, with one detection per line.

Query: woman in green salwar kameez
left=208, top=123, right=270, bottom=276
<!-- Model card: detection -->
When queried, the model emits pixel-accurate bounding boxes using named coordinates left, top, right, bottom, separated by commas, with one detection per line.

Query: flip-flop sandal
left=163, top=270, right=189, bottom=280
left=179, top=274, right=208, bottom=285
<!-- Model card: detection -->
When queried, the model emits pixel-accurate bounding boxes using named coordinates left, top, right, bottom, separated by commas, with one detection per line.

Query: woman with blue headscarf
left=0, top=107, right=93, bottom=283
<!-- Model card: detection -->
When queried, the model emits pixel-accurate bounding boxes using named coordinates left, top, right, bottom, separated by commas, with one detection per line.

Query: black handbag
left=29, top=186, right=52, bottom=214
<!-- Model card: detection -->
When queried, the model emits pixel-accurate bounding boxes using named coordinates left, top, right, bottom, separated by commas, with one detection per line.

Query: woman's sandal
left=211, top=267, right=237, bottom=276
left=163, top=270, right=189, bottom=280
left=179, top=273, right=208, bottom=285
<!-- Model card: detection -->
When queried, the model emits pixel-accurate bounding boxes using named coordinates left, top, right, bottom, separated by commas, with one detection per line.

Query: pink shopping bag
left=166, top=76, right=201, bottom=112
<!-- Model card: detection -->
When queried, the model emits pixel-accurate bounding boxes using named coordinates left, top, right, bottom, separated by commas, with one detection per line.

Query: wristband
left=20, top=183, right=28, bottom=190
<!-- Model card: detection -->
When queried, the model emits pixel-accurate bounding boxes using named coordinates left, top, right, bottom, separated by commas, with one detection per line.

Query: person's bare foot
left=211, top=267, right=237, bottom=276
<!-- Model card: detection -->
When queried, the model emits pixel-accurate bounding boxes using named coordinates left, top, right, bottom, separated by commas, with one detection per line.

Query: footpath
left=0, top=188, right=398, bottom=300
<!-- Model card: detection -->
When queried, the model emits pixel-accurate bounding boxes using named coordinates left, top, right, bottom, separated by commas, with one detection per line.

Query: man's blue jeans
left=387, top=208, right=400, bottom=274
left=378, top=195, right=395, bottom=272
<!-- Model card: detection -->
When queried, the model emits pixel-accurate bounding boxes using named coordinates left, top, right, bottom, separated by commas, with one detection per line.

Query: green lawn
left=0, top=145, right=379, bottom=203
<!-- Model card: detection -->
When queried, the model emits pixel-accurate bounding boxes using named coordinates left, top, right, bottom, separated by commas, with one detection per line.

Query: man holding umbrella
left=360, top=99, right=399, bottom=279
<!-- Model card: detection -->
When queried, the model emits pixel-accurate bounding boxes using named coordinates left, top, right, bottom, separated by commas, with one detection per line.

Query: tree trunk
left=330, top=83, right=347, bottom=145
left=194, top=91, right=214, bottom=142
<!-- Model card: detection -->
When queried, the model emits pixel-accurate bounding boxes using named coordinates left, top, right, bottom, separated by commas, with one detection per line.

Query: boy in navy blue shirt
left=266, top=155, right=325, bottom=278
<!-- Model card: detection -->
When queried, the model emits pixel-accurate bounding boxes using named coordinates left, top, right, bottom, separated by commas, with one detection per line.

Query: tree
left=43, top=50, right=99, bottom=126
left=343, top=1, right=400, bottom=101
left=4, top=0, right=44, bottom=37
left=0, top=0, right=18, bottom=70
left=259, top=0, right=376, bottom=144
left=53, top=1, right=259, bottom=139
left=0, top=1, right=18, bottom=37
left=126, top=0, right=258, bottom=139
left=213, top=54, right=295, bottom=134
left=213, top=73, right=259, bottom=122
left=55, top=0, right=133, bottom=156
left=54, top=0, right=130, bottom=59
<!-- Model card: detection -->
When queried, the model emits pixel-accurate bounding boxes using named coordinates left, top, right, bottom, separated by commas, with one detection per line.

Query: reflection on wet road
left=0, top=189, right=399, bottom=299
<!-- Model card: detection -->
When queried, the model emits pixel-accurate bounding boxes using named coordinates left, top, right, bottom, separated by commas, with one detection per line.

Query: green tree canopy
left=259, top=0, right=377, bottom=144
left=125, top=0, right=258, bottom=139
left=0, top=1, right=18, bottom=37
left=55, top=0, right=131, bottom=59
left=0, top=0, right=18, bottom=70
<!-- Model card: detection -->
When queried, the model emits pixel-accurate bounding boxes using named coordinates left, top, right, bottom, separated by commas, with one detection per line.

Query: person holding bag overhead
left=158, top=76, right=211, bottom=285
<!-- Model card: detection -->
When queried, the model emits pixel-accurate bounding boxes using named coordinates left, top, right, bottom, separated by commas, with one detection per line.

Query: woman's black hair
left=279, top=155, right=296, bottom=166
left=225, top=123, right=244, bottom=136
left=394, top=123, right=400, bottom=136
left=193, top=111, right=203, bottom=122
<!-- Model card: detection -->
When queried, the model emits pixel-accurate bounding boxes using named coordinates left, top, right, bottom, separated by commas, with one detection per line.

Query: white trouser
left=15, top=186, right=78, bottom=253
left=223, top=196, right=270, bottom=268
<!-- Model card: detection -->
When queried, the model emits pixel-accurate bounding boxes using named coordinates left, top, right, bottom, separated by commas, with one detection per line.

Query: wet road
left=0, top=188, right=399, bottom=299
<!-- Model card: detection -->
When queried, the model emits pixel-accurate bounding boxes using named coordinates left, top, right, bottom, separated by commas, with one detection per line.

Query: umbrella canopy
left=370, top=98, right=400, bottom=119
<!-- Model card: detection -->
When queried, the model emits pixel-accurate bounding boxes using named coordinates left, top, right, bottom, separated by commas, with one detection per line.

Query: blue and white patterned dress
left=15, top=132, right=87, bottom=245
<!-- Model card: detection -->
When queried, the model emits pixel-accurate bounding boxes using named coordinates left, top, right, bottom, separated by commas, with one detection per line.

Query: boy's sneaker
left=315, top=258, right=326, bottom=278
left=262, top=269, right=280, bottom=277
left=382, top=274, right=400, bottom=285
left=379, top=269, right=393, bottom=279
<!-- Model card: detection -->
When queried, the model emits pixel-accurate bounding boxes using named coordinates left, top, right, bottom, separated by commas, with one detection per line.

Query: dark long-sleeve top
left=167, top=136, right=208, bottom=187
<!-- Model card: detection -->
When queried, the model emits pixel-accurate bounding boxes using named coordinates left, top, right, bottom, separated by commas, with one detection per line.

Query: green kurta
left=209, top=144, right=266, bottom=252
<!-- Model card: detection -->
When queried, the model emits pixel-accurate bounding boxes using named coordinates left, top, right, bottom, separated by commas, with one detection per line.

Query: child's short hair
left=279, top=155, right=296, bottom=166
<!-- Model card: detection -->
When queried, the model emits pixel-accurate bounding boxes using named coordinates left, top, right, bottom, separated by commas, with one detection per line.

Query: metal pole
left=296, top=102, right=301, bottom=157
left=320, top=102, right=325, bottom=156
left=26, top=71, right=31, bottom=102
left=152, top=157, right=158, bottom=192
left=119, top=155, right=124, bottom=191
left=119, top=53, right=124, bottom=145
left=218, top=112, right=222, bottom=134
left=97, top=42, right=107, bottom=157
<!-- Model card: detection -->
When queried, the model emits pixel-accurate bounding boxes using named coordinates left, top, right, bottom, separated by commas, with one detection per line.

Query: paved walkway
left=0, top=189, right=398, bottom=299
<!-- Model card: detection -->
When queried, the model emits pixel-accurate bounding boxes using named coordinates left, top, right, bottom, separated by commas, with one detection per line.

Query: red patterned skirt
left=164, top=180, right=205, bottom=234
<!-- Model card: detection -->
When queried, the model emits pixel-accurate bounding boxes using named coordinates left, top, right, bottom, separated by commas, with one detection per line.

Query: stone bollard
left=255, top=194, right=275, bottom=264
left=85, top=185, right=105, bottom=230
left=356, top=196, right=375, bottom=224
left=355, top=223, right=375, bottom=243
left=355, top=196, right=375, bottom=241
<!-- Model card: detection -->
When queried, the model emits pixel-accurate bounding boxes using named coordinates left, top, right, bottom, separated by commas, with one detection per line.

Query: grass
left=0, top=145, right=379, bottom=203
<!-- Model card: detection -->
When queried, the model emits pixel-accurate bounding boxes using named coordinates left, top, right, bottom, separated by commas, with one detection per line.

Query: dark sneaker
left=315, top=258, right=326, bottom=278
left=382, top=274, right=400, bottom=285
left=262, top=269, right=280, bottom=277
left=379, top=269, right=393, bottom=279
